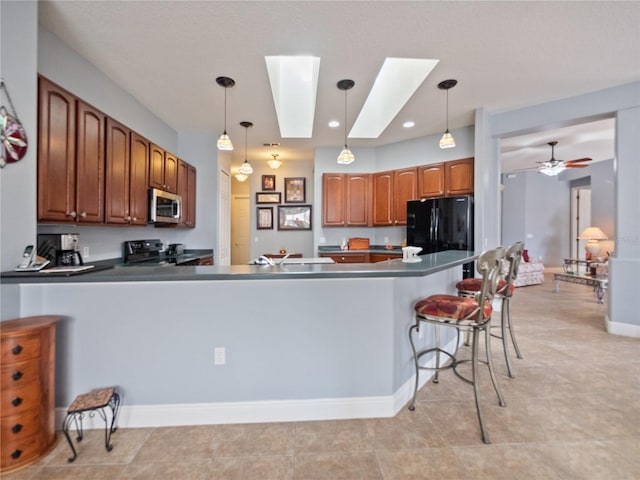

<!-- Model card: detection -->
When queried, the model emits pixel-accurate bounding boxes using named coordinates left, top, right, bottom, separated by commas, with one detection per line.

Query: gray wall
left=313, top=126, right=475, bottom=251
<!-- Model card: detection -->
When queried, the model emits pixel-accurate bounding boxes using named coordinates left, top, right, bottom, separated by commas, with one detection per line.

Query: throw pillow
left=522, top=249, right=530, bottom=262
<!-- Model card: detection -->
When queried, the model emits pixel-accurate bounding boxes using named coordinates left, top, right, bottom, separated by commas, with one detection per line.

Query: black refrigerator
left=406, top=196, right=474, bottom=277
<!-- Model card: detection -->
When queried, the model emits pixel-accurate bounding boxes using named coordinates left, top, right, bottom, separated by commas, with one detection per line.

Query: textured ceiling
left=38, top=1, right=639, bottom=171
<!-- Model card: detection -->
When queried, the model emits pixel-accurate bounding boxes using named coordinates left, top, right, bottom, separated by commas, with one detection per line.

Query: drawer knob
left=11, top=449, right=22, bottom=459
left=11, top=397, right=23, bottom=407
left=11, top=424, right=23, bottom=433
left=12, top=345, right=23, bottom=355
left=12, top=371, right=23, bottom=381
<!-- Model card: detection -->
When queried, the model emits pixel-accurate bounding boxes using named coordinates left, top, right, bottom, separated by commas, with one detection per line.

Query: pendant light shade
left=267, top=153, right=282, bottom=170
left=337, top=79, right=355, bottom=165
left=216, top=76, right=235, bottom=151
left=234, top=173, right=248, bottom=182
left=438, top=79, right=457, bottom=149
left=238, top=121, right=253, bottom=175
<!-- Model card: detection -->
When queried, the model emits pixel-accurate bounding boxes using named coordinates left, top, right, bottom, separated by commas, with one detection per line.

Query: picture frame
left=261, top=174, right=276, bottom=191
left=256, top=192, right=281, bottom=204
left=278, top=205, right=312, bottom=230
left=284, top=177, right=306, bottom=203
left=257, top=207, right=273, bottom=230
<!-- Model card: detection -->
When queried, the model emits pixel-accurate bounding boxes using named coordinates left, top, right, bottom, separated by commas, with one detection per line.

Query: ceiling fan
left=537, top=141, right=592, bottom=176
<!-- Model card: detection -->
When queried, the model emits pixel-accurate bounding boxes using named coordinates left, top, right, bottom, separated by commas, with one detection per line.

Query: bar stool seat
left=408, top=247, right=506, bottom=444
left=457, top=241, right=524, bottom=378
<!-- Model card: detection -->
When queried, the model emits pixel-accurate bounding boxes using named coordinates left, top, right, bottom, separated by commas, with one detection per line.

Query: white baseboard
left=55, top=337, right=458, bottom=430
left=605, top=314, right=640, bottom=338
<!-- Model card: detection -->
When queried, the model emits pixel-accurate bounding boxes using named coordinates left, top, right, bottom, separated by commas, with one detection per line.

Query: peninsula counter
left=2, top=250, right=477, bottom=428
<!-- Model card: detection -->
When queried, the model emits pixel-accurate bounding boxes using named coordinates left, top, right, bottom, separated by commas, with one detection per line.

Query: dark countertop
left=318, top=245, right=404, bottom=255
left=1, top=250, right=476, bottom=284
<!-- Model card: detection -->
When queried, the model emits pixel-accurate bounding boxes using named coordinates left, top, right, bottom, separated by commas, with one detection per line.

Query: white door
left=231, top=195, right=250, bottom=265
left=218, top=170, right=231, bottom=265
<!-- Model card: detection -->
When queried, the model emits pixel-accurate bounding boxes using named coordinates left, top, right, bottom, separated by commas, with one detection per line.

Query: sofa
left=503, top=258, right=544, bottom=287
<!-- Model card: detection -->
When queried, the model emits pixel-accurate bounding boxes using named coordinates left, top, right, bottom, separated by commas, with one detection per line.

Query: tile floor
left=6, top=273, right=639, bottom=479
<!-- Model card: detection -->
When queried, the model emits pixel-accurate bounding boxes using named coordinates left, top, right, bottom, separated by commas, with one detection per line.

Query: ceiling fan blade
left=565, top=157, right=592, bottom=164
left=566, top=164, right=588, bottom=168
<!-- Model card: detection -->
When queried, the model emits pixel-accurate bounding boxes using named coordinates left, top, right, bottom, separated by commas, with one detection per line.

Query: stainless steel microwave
left=149, top=188, right=182, bottom=224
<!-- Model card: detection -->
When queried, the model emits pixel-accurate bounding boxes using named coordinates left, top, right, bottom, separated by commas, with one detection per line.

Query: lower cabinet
left=370, top=253, right=403, bottom=263
left=198, top=256, right=214, bottom=266
left=1, top=316, right=58, bottom=474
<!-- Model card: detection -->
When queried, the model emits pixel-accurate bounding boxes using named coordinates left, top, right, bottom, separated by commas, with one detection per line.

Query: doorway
left=231, top=194, right=250, bottom=265
left=570, top=184, right=591, bottom=261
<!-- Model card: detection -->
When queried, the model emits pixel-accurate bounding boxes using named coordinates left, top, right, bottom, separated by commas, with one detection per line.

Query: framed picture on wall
left=278, top=205, right=312, bottom=230
left=284, top=177, right=306, bottom=203
left=261, top=174, right=276, bottom=191
left=257, top=207, right=273, bottom=230
left=256, top=192, right=281, bottom=204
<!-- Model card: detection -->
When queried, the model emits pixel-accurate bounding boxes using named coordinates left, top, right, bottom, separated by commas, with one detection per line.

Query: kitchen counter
left=3, top=250, right=477, bottom=430
left=1, top=250, right=473, bottom=284
left=318, top=245, right=404, bottom=255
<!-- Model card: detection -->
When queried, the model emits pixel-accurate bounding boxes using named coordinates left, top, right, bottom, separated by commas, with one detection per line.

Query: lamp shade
left=578, top=227, right=607, bottom=240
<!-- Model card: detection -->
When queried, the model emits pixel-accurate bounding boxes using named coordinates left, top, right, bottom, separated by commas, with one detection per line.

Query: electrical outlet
left=214, top=347, right=226, bottom=365
left=83, top=246, right=90, bottom=258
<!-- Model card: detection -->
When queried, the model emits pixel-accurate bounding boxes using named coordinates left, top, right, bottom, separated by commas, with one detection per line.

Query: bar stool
left=456, top=241, right=524, bottom=378
left=408, top=247, right=505, bottom=444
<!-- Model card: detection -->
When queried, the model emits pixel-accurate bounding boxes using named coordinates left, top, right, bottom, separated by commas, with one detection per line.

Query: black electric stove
left=123, top=239, right=169, bottom=265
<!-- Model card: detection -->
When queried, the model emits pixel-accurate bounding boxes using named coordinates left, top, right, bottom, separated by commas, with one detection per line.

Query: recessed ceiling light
left=328, top=120, right=340, bottom=128
left=349, top=57, right=439, bottom=138
left=265, top=55, right=320, bottom=138
left=403, top=121, right=415, bottom=128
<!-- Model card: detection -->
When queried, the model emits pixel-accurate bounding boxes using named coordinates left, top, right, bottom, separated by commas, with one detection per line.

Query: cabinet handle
left=68, top=211, right=77, bottom=218
left=80, top=212, right=87, bottom=218
left=12, top=345, right=23, bottom=355
left=11, top=450, right=22, bottom=459
left=11, top=424, right=23, bottom=433
left=132, top=217, right=137, bottom=222
left=12, top=371, right=23, bottom=381
left=11, top=397, right=23, bottom=407
left=125, top=216, right=132, bottom=222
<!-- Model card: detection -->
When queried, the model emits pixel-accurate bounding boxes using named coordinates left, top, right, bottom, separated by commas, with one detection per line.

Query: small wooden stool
left=62, top=387, right=120, bottom=462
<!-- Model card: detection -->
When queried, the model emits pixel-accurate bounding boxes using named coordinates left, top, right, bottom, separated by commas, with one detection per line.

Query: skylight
left=265, top=56, right=321, bottom=138
left=349, top=58, right=439, bottom=138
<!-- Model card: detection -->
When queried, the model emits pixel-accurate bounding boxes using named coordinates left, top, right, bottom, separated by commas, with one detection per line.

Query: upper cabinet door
left=393, top=167, right=417, bottom=226
left=418, top=163, right=445, bottom=198
left=75, top=100, right=105, bottom=223
left=163, top=152, right=178, bottom=193
left=372, top=171, right=394, bottom=226
left=37, top=77, right=77, bottom=222
left=346, top=174, right=370, bottom=226
left=149, top=143, right=165, bottom=190
left=176, top=159, right=188, bottom=227
left=129, top=132, right=150, bottom=225
left=445, top=157, right=474, bottom=196
left=322, top=173, right=346, bottom=226
left=185, top=164, right=197, bottom=228
left=105, top=118, right=130, bottom=224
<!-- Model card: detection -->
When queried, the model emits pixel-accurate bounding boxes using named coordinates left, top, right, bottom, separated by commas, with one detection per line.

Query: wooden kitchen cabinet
left=445, top=157, right=474, bottom=196
left=370, top=253, right=403, bottom=263
left=177, top=159, right=197, bottom=228
left=322, top=173, right=370, bottom=227
left=418, top=163, right=445, bottom=198
left=373, top=168, right=417, bottom=226
left=38, top=78, right=104, bottom=224
left=129, top=132, right=150, bottom=226
left=105, top=118, right=131, bottom=224
left=1, top=316, right=59, bottom=474
left=320, top=252, right=370, bottom=263
left=149, top=144, right=178, bottom=193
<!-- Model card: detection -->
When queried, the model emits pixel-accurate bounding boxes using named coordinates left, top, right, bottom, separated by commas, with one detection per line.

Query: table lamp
left=578, top=227, right=608, bottom=260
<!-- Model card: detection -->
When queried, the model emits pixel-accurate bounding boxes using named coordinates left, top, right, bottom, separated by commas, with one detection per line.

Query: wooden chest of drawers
left=0, top=316, right=59, bottom=474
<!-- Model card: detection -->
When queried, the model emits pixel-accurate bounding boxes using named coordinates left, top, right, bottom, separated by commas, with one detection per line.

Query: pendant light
left=337, top=79, right=355, bottom=165
left=234, top=173, right=248, bottom=182
left=216, top=76, right=235, bottom=150
left=267, top=153, right=282, bottom=170
left=438, top=79, right=457, bottom=149
left=238, top=121, right=253, bottom=175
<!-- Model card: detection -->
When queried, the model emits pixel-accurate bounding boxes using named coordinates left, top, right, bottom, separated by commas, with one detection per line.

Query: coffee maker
left=37, top=233, right=83, bottom=266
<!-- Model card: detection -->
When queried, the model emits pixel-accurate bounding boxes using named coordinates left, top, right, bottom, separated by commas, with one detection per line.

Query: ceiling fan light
left=439, top=130, right=456, bottom=149
left=539, top=163, right=566, bottom=176
left=267, top=154, right=282, bottom=170
left=217, top=132, right=233, bottom=150
left=337, top=147, right=355, bottom=165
